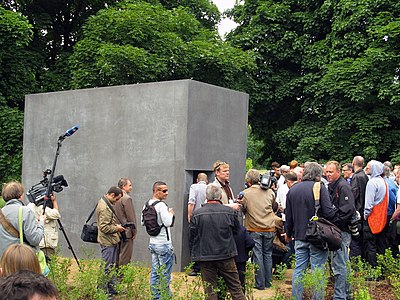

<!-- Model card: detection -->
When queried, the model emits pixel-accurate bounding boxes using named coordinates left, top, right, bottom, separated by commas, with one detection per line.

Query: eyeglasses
left=214, top=161, right=227, bottom=171
left=342, top=169, right=351, bottom=172
left=160, top=189, right=168, bottom=193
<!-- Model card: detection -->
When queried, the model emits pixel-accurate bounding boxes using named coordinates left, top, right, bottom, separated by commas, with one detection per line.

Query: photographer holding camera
left=27, top=194, right=60, bottom=257
left=239, top=169, right=276, bottom=290
left=0, top=182, right=45, bottom=257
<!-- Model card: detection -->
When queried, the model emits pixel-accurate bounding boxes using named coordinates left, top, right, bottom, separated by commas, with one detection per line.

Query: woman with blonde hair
left=0, top=244, right=41, bottom=277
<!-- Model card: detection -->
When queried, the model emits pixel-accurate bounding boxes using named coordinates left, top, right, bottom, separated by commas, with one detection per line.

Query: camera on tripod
left=260, top=170, right=278, bottom=190
left=26, top=169, right=68, bottom=207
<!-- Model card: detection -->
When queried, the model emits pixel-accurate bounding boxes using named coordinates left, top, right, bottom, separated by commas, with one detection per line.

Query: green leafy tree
left=0, top=7, right=35, bottom=109
left=228, top=0, right=400, bottom=164
left=2, top=0, right=121, bottom=94
left=70, top=1, right=255, bottom=91
left=0, top=7, right=33, bottom=183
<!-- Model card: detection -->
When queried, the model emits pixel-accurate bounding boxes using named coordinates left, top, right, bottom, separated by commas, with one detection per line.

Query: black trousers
left=363, top=220, right=387, bottom=267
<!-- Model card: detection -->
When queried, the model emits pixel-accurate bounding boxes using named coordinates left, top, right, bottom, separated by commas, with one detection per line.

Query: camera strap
left=85, top=205, right=98, bottom=224
left=101, top=197, right=123, bottom=224
left=312, top=182, right=321, bottom=216
left=0, top=207, right=20, bottom=238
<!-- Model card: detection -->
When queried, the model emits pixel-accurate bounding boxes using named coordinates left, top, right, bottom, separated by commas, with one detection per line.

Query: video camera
left=260, top=170, right=278, bottom=190
left=122, top=222, right=136, bottom=229
left=26, top=169, right=68, bottom=207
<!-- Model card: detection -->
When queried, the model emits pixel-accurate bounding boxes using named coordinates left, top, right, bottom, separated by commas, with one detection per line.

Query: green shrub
left=298, top=265, right=328, bottom=299
left=171, top=265, right=207, bottom=300
left=47, top=255, right=72, bottom=299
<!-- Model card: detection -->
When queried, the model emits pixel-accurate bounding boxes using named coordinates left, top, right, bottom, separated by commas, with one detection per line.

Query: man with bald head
left=187, top=172, right=208, bottom=275
left=188, top=173, right=208, bottom=223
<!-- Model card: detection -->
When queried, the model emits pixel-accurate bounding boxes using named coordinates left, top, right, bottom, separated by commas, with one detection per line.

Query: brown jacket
left=241, top=184, right=276, bottom=232
left=114, top=191, right=137, bottom=239
left=273, top=215, right=287, bottom=252
left=96, top=197, right=120, bottom=246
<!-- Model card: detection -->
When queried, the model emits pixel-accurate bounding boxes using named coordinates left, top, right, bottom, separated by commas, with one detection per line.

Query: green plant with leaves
left=243, top=261, right=257, bottom=300
left=389, top=274, right=400, bottom=300
left=297, top=266, right=328, bottom=300
left=152, top=263, right=172, bottom=300
left=69, top=1, right=255, bottom=93
left=270, top=263, right=287, bottom=300
left=115, top=262, right=151, bottom=299
left=67, top=249, right=110, bottom=300
left=228, top=0, right=400, bottom=164
left=171, top=265, right=207, bottom=300
left=377, top=248, right=400, bottom=279
left=348, top=256, right=384, bottom=299
left=47, top=255, right=72, bottom=299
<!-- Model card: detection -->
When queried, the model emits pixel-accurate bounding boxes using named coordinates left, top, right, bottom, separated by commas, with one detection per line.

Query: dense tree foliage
left=69, top=1, right=255, bottom=91
left=0, top=7, right=32, bottom=182
left=2, top=0, right=121, bottom=93
left=228, top=0, right=400, bottom=165
left=0, top=0, right=253, bottom=182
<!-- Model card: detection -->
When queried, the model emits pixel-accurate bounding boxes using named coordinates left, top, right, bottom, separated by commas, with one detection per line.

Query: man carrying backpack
left=141, top=181, right=175, bottom=300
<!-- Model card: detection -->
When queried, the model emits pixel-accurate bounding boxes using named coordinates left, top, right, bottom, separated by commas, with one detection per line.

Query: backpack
left=142, top=200, right=168, bottom=239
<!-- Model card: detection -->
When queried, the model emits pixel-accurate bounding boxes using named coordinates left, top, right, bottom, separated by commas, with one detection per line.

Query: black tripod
left=42, top=128, right=81, bottom=269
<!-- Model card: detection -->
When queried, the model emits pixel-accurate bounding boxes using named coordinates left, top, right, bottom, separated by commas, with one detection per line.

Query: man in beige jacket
left=240, top=169, right=276, bottom=290
left=96, top=186, right=125, bottom=297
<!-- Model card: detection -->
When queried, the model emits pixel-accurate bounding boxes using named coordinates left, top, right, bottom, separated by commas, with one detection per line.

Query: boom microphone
left=60, top=125, right=80, bottom=140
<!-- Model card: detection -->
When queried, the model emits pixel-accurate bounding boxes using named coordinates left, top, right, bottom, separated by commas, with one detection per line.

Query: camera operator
left=27, top=194, right=60, bottom=258
left=239, top=169, right=276, bottom=290
left=0, top=182, right=45, bottom=257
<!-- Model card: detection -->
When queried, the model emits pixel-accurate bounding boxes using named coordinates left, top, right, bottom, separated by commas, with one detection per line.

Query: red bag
left=368, top=180, right=388, bottom=234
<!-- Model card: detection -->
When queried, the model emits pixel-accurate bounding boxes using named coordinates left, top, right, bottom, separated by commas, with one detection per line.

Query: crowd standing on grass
left=184, top=157, right=400, bottom=300
left=1, top=156, right=400, bottom=300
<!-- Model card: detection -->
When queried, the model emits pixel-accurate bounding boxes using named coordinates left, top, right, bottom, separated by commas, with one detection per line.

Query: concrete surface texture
left=22, top=79, right=249, bottom=270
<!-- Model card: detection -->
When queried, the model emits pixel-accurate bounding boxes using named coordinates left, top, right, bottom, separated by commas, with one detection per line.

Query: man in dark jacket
left=350, top=156, right=369, bottom=257
left=326, top=161, right=356, bottom=300
left=189, top=183, right=245, bottom=300
left=285, top=162, right=337, bottom=300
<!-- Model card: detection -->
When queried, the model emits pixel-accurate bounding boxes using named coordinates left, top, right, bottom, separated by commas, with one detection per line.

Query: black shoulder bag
left=81, top=204, right=98, bottom=243
left=305, top=182, right=342, bottom=251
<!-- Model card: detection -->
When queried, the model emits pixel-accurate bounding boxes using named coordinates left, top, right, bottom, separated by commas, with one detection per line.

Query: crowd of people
left=185, top=158, right=400, bottom=300
left=1, top=156, right=399, bottom=300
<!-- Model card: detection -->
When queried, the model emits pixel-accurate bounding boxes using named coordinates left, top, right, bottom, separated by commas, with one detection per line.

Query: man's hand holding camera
left=116, top=224, right=125, bottom=232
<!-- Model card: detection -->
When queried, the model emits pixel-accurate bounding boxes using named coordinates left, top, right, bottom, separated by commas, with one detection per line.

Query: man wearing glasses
left=342, top=163, right=354, bottom=184
left=143, top=181, right=175, bottom=299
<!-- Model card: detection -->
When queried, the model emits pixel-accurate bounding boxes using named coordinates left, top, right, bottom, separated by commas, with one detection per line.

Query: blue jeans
left=250, top=231, right=274, bottom=289
left=292, top=240, right=329, bottom=300
left=149, top=243, right=174, bottom=300
left=330, top=232, right=351, bottom=300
